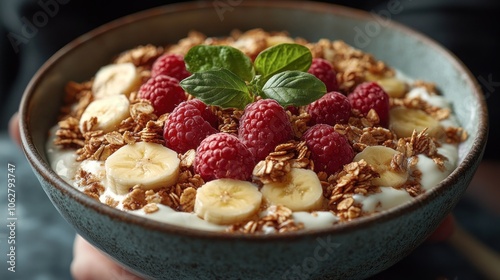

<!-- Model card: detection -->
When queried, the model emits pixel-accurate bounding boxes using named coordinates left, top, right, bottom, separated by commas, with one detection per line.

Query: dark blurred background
left=1, top=0, right=499, bottom=279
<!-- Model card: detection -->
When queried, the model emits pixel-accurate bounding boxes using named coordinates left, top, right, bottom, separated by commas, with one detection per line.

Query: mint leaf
left=180, top=69, right=252, bottom=109
left=248, top=75, right=265, bottom=97
left=184, top=45, right=254, bottom=81
left=261, top=71, right=326, bottom=107
left=254, top=44, right=312, bottom=80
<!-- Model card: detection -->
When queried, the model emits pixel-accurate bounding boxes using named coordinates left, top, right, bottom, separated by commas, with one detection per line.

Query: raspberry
left=188, top=99, right=219, bottom=129
left=238, top=99, right=293, bottom=161
left=151, top=53, right=190, bottom=81
left=195, top=133, right=255, bottom=181
left=286, top=105, right=299, bottom=115
left=308, top=58, right=339, bottom=92
left=139, top=75, right=187, bottom=116
left=348, top=82, right=390, bottom=127
left=307, top=91, right=351, bottom=126
left=302, top=124, right=354, bottom=174
left=164, top=100, right=217, bottom=154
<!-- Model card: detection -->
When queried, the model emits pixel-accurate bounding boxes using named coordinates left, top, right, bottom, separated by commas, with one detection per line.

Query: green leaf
left=248, top=75, right=265, bottom=97
left=180, top=69, right=253, bottom=109
left=254, top=43, right=312, bottom=80
left=184, top=45, right=254, bottom=81
left=261, top=71, right=326, bottom=107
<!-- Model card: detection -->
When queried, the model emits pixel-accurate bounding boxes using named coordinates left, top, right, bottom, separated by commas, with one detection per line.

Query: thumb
left=9, top=112, right=22, bottom=148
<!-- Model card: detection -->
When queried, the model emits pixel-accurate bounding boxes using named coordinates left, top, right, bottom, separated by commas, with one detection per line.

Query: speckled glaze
left=20, top=2, right=487, bottom=279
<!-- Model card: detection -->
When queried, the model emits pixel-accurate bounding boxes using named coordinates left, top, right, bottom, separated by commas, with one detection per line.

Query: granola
left=46, top=29, right=466, bottom=234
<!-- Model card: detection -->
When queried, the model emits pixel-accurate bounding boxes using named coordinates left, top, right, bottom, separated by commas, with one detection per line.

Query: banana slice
left=92, top=63, right=141, bottom=98
left=260, top=168, right=324, bottom=211
left=194, top=179, right=262, bottom=225
left=353, top=146, right=408, bottom=188
left=366, top=73, right=407, bottom=98
left=389, top=106, right=443, bottom=138
left=79, top=94, right=130, bottom=133
left=105, top=142, right=180, bottom=195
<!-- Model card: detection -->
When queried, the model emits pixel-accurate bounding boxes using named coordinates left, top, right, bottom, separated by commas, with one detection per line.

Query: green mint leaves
left=254, top=43, right=312, bottom=80
left=180, top=43, right=326, bottom=109
left=184, top=45, right=254, bottom=82
left=261, top=71, right=326, bottom=107
left=179, top=69, right=253, bottom=108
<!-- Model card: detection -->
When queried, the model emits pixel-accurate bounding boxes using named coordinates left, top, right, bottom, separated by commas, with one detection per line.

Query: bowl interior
left=21, top=1, right=486, bottom=235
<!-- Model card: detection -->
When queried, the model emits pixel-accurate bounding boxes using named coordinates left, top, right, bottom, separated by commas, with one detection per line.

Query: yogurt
left=46, top=32, right=465, bottom=233
left=46, top=85, right=461, bottom=232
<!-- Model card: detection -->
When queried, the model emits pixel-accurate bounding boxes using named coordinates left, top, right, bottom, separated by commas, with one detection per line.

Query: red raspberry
left=348, top=82, right=390, bottom=127
left=286, top=106, right=299, bottom=115
left=188, top=99, right=219, bottom=129
left=151, top=53, right=190, bottom=81
left=307, top=91, right=351, bottom=126
left=195, top=133, right=255, bottom=181
left=308, top=58, right=339, bottom=92
left=302, top=124, right=354, bottom=174
left=164, top=100, right=217, bottom=154
left=238, top=99, right=293, bottom=161
left=139, top=75, right=187, bottom=115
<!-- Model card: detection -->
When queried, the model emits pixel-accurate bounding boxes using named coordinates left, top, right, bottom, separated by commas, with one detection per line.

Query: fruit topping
left=164, top=99, right=218, bottom=154
left=348, top=82, right=390, bottom=127
left=353, top=145, right=408, bottom=188
left=105, top=142, right=180, bottom=194
left=151, top=53, right=191, bottom=81
left=195, top=133, right=255, bottom=181
left=92, top=63, right=141, bottom=98
left=79, top=94, right=130, bottom=133
left=308, top=58, right=339, bottom=92
left=260, top=168, right=324, bottom=211
left=306, top=91, right=351, bottom=126
left=302, top=124, right=354, bottom=174
left=238, top=99, right=293, bottom=161
left=389, top=107, right=443, bottom=138
left=138, top=74, right=187, bottom=115
left=194, top=179, right=262, bottom=225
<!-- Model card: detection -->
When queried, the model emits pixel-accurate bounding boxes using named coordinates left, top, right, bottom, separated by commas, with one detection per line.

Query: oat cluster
left=52, top=29, right=467, bottom=234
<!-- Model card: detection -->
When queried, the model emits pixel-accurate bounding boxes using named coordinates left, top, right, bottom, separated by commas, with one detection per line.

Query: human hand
left=71, top=235, right=142, bottom=280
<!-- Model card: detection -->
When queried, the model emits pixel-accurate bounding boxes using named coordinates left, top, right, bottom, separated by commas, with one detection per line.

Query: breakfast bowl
left=19, top=1, right=487, bottom=279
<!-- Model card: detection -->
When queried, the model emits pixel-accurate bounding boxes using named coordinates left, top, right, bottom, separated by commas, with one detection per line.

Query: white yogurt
left=46, top=81, right=462, bottom=232
left=129, top=205, right=228, bottom=231
left=407, top=87, right=451, bottom=109
left=353, top=187, right=413, bottom=213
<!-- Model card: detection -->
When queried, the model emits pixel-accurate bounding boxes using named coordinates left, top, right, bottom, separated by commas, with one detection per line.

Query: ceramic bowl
left=19, top=1, right=487, bottom=279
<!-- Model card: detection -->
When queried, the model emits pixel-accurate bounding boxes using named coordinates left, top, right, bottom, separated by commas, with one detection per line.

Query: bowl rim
left=19, top=0, right=488, bottom=241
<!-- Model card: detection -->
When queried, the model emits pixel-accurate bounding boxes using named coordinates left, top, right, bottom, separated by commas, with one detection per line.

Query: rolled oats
left=50, top=29, right=468, bottom=233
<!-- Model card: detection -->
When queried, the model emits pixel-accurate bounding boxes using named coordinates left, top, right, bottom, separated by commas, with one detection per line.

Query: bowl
left=19, top=1, right=488, bottom=279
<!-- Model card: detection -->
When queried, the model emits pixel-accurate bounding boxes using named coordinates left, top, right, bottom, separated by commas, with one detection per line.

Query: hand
left=71, top=235, right=142, bottom=280
left=7, top=112, right=455, bottom=279
left=427, top=214, right=455, bottom=242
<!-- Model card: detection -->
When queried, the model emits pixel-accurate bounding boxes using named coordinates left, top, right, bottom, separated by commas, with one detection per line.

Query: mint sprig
left=184, top=45, right=254, bottom=82
left=261, top=71, right=326, bottom=107
left=254, top=43, right=312, bottom=81
left=180, top=43, right=326, bottom=109
left=179, top=69, right=253, bottom=109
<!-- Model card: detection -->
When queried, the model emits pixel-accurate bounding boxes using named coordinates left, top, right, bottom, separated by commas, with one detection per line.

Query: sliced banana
left=366, top=73, right=407, bottom=98
left=389, top=106, right=443, bottom=138
left=260, top=168, right=324, bottom=212
left=266, top=35, right=294, bottom=47
left=105, top=142, right=180, bottom=195
left=79, top=94, right=130, bottom=133
left=353, top=146, right=408, bottom=188
left=92, top=62, right=141, bottom=98
left=194, top=179, right=262, bottom=225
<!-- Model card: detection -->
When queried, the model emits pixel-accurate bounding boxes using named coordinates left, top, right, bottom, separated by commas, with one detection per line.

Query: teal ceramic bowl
left=19, top=1, right=487, bottom=279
